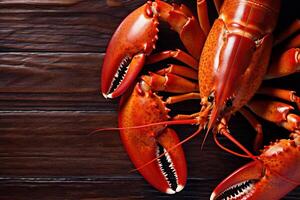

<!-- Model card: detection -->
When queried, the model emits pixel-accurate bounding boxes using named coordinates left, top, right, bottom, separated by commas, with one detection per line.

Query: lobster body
left=199, top=0, right=280, bottom=123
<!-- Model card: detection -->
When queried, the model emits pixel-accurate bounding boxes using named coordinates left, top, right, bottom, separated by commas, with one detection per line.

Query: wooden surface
left=0, top=0, right=299, bottom=199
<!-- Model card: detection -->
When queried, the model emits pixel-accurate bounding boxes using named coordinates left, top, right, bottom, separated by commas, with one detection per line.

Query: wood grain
left=0, top=52, right=115, bottom=111
left=0, top=0, right=81, bottom=5
left=0, top=0, right=299, bottom=199
left=0, top=110, right=251, bottom=178
left=0, top=0, right=144, bottom=52
left=0, top=179, right=237, bottom=200
left=1, top=178, right=300, bottom=199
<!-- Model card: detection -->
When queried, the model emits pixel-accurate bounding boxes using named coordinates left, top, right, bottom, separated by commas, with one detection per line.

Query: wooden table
left=0, top=0, right=299, bottom=199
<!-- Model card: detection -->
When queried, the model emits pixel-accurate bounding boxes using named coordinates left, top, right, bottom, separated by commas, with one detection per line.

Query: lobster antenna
left=215, top=131, right=300, bottom=186
left=89, top=118, right=199, bottom=135
left=200, top=126, right=211, bottom=151
left=201, top=104, right=219, bottom=150
left=214, top=124, right=300, bottom=186
left=130, top=125, right=204, bottom=173
left=213, top=131, right=252, bottom=158
left=218, top=126, right=257, bottom=161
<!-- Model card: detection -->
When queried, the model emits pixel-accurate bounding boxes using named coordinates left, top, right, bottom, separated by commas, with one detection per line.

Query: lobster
left=101, top=0, right=300, bottom=199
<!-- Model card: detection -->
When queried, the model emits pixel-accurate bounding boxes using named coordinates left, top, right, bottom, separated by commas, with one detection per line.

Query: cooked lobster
left=101, top=0, right=300, bottom=199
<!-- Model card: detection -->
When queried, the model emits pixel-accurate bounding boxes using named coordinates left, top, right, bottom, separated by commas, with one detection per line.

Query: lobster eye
left=226, top=99, right=233, bottom=108
left=208, top=95, right=214, bottom=103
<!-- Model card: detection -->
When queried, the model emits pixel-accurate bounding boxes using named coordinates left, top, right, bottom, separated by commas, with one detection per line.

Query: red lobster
left=101, top=0, right=300, bottom=199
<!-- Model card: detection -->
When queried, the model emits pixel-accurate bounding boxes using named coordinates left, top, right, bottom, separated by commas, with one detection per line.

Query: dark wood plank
left=0, top=0, right=143, bottom=13
left=0, top=52, right=298, bottom=112
left=0, top=0, right=297, bottom=53
left=0, top=52, right=205, bottom=111
left=0, top=0, right=299, bottom=199
left=0, top=179, right=238, bottom=200
left=0, top=13, right=115, bottom=52
left=0, top=179, right=300, bottom=200
left=0, top=52, right=119, bottom=111
left=1, top=110, right=299, bottom=199
left=0, top=110, right=250, bottom=178
left=0, top=0, right=144, bottom=52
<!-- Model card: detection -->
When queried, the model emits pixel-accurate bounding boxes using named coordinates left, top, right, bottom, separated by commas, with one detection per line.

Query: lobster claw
left=119, top=82, right=187, bottom=194
left=101, top=3, right=159, bottom=98
left=211, top=138, right=300, bottom=200
left=101, top=0, right=205, bottom=99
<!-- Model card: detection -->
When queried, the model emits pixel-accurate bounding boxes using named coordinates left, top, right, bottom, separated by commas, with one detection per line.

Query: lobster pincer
left=101, top=0, right=205, bottom=98
left=119, top=80, right=188, bottom=194
left=210, top=134, right=300, bottom=200
left=211, top=98, right=300, bottom=200
left=101, top=0, right=204, bottom=194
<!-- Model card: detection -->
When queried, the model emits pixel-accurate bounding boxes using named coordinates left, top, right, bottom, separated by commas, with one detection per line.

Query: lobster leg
left=247, top=99, right=299, bottom=133
left=257, top=87, right=300, bottom=109
left=173, top=112, right=202, bottom=121
left=141, top=72, right=198, bottom=93
left=265, top=48, right=300, bottom=79
left=156, top=64, right=198, bottom=80
left=265, top=23, right=300, bottom=79
left=274, top=20, right=300, bottom=46
left=197, top=0, right=211, bottom=36
left=166, top=93, right=200, bottom=104
left=146, top=49, right=198, bottom=69
left=154, top=0, right=205, bottom=58
left=213, top=0, right=224, bottom=14
left=284, top=34, right=300, bottom=50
